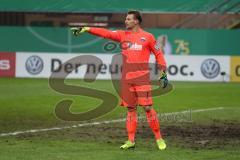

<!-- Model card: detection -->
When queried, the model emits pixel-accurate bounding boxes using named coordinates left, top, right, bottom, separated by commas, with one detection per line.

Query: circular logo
left=120, top=41, right=132, bottom=50
left=201, top=58, right=220, bottom=79
left=103, top=41, right=117, bottom=52
left=25, top=55, right=44, bottom=75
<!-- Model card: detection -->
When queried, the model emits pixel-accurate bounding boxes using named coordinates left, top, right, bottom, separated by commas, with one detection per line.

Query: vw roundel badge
left=201, top=58, right=220, bottom=79
left=25, top=55, right=44, bottom=75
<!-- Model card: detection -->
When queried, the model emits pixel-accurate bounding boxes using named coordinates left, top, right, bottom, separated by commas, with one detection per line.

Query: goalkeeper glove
left=70, top=27, right=90, bottom=36
left=159, top=71, right=168, bottom=89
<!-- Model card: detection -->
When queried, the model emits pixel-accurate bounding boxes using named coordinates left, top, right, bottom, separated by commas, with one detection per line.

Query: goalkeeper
left=71, top=10, right=168, bottom=150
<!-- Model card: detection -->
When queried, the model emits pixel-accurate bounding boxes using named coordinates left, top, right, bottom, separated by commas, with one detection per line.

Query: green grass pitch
left=0, top=78, right=240, bottom=160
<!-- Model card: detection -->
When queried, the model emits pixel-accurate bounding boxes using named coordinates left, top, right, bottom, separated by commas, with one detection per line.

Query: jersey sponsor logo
left=121, top=41, right=132, bottom=50
left=201, top=58, right=220, bottom=79
left=129, top=43, right=142, bottom=51
left=25, top=55, right=44, bottom=75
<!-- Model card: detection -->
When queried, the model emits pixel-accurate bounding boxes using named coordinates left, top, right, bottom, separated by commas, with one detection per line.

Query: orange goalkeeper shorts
left=120, top=82, right=153, bottom=107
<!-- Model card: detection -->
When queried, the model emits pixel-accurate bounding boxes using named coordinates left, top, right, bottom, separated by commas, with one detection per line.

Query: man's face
left=125, top=14, right=138, bottom=29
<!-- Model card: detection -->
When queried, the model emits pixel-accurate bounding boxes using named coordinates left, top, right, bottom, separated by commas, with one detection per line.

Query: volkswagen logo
left=25, top=55, right=44, bottom=75
left=201, top=58, right=220, bottom=79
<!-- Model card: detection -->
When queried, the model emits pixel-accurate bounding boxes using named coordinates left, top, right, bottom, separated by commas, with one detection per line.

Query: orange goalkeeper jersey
left=89, top=27, right=167, bottom=83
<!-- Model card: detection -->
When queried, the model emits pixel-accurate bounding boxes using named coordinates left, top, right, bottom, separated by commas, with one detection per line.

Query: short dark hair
left=127, top=10, right=142, bottom=24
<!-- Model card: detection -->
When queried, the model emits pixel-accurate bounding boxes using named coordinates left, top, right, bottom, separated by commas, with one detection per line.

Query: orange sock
left=146, top=108, right=162, bottom=140
left=126, top=110, right=137, bottom=142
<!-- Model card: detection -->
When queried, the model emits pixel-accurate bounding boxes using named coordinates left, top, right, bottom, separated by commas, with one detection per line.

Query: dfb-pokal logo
left=201, top=58, right=220, bottom=79
left=25, top=55, right=44, bottom=75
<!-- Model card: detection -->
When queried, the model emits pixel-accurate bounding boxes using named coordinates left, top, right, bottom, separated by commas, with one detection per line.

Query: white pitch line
left=0, top=107, right=224, bottom=137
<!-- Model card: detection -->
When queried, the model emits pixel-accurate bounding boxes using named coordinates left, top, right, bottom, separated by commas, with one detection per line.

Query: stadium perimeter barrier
left=0, top=52, right=240, bottom=82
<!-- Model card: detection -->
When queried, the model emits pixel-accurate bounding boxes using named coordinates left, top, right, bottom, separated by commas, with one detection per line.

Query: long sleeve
left=88, top=27, right=122, bottom=42
left=149, top=34, right=167, bottom=71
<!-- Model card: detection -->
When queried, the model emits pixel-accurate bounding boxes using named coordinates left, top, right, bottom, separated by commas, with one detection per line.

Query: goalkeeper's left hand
left=70, top=27, right=90, bottom=36
left=159, top=71, right=168, bottom=88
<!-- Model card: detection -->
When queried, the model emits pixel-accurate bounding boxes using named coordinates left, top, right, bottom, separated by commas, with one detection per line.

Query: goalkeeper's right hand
left=70, top=27, right=90, bottom=36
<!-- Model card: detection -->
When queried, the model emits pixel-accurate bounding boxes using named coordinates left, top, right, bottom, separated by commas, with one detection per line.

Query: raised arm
left=70, top=27, right=122, bottom=42
left=88, top=27, right=122, bottom=42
